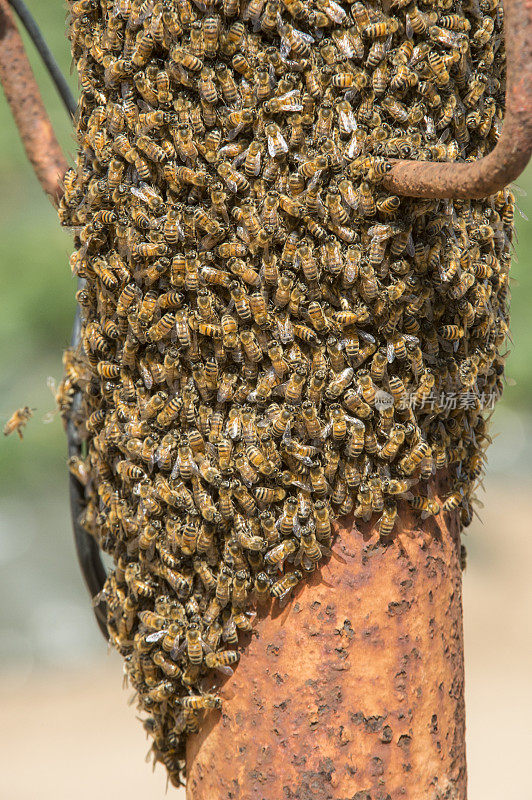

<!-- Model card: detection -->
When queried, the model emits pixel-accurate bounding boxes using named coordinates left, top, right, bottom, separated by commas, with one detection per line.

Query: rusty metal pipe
left=383, top=0, right=532, bottom=199
left=0, top=0, right=67, bottom=203
left=186, top=478, right=466, bottom=799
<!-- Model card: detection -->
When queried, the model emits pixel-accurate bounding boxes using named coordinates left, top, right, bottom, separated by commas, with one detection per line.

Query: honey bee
left=400, top=441, right=432, bottom=475
left=271, top=570, right=303, bottom=603
left=171, top=45, right=203, bottom=74
left=427, top=52, right=450, bottom=86
left=4, top=406, right=34, bottom=440
left=182, top=693, right=222, bottom=711
left=217, top=162, right=250, bottom=194
left=366, top=18, right=398, bottom=38
left=378, top=499, right=397, bottom=538
left=358, top=181, right=376, bottom=217
left=264, top=123, right=289, bottom=159
left=300, top=155, right=329, bottom=179
left=68, top=455, right=91, bottom=486
left=205, top=649, right=239, bottom=675
left=130, top=27, right=154, bottom=66
left=388, top=376, right=408, bottom=408
left=199, top=14, right=220, bottom=58
left=409, top=496, right=440, bottom=517
left=249, top=571, right=271, bottom=605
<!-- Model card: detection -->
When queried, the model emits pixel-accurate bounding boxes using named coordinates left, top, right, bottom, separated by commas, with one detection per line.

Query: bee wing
left=291, top=480, right=312, bottom=491
left=338, top=108, right=356, bottom=134
left=281, top=423, right=292, bottom=445
left=92, top=588, right=107, bottom=607
left=170, top=457, right=181, bottom=480
left=149, top=11, right=162, bottom=32
left=138, top=0, right=155, bottom=21
left=277, top=89, right=299, bottom=102
left=227, top=123, right=245, bottom=141
left=139, top=363, right=154, bottom=390
left=146, top=630, right=166, bottom=643
left=367, top=224, right=393, bottom=241
left=277, top=317, right=294, bottom=343
left=232, top=148, right=248, bottom=168
left=279, top=36, right=291, bottom=59
left=268, top=132, right=288, bottom=158
left=335, top=32, right=354, bottom=58
left=312, top=421, right=332, bottom=444
left=213, top=664, right=234, bottom=676
left=130, top=186, right=150, bottom=204
left=324, top=0, right=346, bottom=23
left=294, top=27, right=314, bottom=44
left=346, top=130, right=364, bottom=160
left=171, top=639, right=186, bottom=659
left=277, top=587, right=295, bottom=608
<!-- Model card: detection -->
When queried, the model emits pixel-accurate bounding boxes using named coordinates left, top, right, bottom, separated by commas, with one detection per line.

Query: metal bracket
left=383, top=0, right=532, bottom=198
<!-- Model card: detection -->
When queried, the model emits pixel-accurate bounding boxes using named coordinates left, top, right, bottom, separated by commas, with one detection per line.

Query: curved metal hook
left=0, top=0, right=107, bottom=635
left=7, top=0, right=77, bottom=118
left=383, top=0, right=532, bottom=199
left=66, top=299, right=109, bottom=640
left=0, top=0, right=67, bottom=202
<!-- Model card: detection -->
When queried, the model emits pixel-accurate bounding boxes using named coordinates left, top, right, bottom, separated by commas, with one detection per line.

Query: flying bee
left=4, top=406, right=33, bottom=439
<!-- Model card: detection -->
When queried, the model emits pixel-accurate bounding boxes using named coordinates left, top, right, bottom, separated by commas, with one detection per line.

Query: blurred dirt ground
left=0, top=480, right=530, bottom=800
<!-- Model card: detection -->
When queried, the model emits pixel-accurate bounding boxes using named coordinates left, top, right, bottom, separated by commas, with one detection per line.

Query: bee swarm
left=62, top=0, right=511, bottom=784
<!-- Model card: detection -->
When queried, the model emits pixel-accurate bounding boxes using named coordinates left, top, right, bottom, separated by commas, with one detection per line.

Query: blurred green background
left=0, top=2, right=530, bottom=798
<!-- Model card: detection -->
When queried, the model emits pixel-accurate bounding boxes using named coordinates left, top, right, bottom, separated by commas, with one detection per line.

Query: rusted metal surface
left=383, top=0, right=532, bottom=199
left=187, top=477, right=466, bottom=800
left=0, top=0, right=67, bottom=202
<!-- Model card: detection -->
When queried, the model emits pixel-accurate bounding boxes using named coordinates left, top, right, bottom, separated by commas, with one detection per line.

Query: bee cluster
left=62, top=0, right=512, bottom=784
